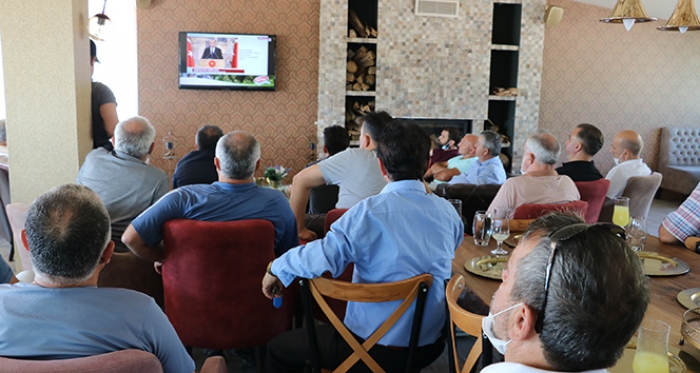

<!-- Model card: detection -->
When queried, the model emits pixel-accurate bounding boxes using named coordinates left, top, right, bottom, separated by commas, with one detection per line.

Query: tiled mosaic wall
left=540, top=0, right=700, bottom=176
left=317, top=0, right=546, bottom=167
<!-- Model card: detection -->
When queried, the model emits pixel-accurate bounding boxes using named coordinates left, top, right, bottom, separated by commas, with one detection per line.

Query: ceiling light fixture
left=657, top=0, right=700, bottom=33
left=600, top=0, right=657, bottom=31
left=88, top=0, right=113, bottom=41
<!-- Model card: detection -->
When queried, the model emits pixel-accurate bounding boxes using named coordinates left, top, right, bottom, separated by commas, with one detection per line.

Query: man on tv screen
left=201, top=38, right=223, bottom=59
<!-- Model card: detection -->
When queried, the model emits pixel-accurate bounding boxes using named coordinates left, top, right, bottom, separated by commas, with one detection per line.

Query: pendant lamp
left=600, top=0, right=657, bottom=31
left=88, top=0, right=113, bottom=41
left=657, top=0, right=700, bottom=33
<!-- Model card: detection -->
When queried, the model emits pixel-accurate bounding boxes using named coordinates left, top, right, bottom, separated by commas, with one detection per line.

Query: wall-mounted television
left=178, top=31, right=276, bottom=91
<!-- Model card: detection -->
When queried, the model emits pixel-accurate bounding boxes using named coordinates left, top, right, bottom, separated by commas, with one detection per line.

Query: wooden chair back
left=300, top=274, right=433, bottom=373
left=445, top=274, right=485, bottom=373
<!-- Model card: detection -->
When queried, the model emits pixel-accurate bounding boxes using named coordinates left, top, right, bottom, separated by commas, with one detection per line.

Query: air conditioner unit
left=415, top=0, right=460, bottom=18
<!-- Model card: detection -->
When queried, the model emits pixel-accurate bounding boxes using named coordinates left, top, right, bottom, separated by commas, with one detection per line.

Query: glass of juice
left=633, top=319, right=670, bottom=373
left=613, top=197, right=630, bottom=227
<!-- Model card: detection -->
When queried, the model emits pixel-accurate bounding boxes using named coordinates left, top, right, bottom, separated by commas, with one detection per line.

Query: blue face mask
left=482, top=302, right=523, bottom=355
left=442, top=144, right=450, bottom=150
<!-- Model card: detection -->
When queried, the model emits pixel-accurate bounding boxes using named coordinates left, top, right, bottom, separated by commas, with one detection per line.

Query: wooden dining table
left=452, top=233, right=700, bottom=372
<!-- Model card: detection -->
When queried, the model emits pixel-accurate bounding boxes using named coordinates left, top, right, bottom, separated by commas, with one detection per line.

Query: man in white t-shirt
left=289, top=112, right=391, bottom=241
left=488, top=132, right=579, bottom=218
left=605, top=130, right=651, bottom=199
left=480, top=213, right=648, bottom=373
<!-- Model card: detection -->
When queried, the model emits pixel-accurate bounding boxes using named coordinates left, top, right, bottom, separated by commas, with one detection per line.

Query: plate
left=464, top=255, right=507, bottom=280
left=610, top=342, right=686, bottom=373
left=638, top=252, right=690, bottom=276
left=678, top=288, right=700, bottom=310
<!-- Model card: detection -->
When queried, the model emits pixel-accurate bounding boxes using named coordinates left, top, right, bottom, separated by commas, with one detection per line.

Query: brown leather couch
left=435, top=183, right=502, bottom=235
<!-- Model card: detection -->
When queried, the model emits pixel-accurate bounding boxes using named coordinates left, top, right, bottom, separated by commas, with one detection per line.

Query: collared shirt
left=131, top=182, right=298, bottom=257
left=556, top=160, right=604, bottom=182
left=605, top=158, right=651, bottom=199
left=662, top=182, right=700, bottom=242
left=450, top=156, right=506, bottom=185
left=481, top=362, right=608, bottom=373
left=271, top=180, right=463, bottom=347
left=430, top=155, right=478, bottom=188
left=172, top=149, right=218, bottom=188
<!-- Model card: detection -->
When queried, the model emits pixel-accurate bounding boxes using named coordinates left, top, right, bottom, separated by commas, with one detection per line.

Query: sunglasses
left=534, top=223, right=626, bottom=334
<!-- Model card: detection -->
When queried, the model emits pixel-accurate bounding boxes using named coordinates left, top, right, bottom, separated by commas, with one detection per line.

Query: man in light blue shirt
left=450, top=130, right=507, bottom=185
left=262, top=121, right=464, bottom=373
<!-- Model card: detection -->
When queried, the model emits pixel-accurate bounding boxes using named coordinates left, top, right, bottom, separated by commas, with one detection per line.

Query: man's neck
left=219, top=176, right=254, bottom=185
left=524, top=163, right=557, bottom=177
left=32, top=272, right=100, bottom=289
left=505, top=340, right=553, bottom=371
left=478, top=155, right=496, bottom=163
left=568, top=153, right=593, bottom=162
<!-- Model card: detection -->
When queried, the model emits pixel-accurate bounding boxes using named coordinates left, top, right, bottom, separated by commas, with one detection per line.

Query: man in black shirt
left=172, top=125, right=224, bottom=188
left=556, top=123, right=604, bottom=182
left=90, top=40, right=119, bottom=149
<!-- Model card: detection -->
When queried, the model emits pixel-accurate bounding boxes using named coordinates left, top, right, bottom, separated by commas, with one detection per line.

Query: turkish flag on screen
left=187, top=37, right=194, bottom=67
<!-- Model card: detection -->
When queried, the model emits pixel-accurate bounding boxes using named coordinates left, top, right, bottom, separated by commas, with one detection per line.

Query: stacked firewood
left=348, top=9, right=378, bottom=38
left=345, top=99, right=375, bottom=137
left=346, top=46, right=376, bottom=91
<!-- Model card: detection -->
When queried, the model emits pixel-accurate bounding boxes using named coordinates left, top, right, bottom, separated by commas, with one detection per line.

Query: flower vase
left=267, top=178, right=281, bottom=189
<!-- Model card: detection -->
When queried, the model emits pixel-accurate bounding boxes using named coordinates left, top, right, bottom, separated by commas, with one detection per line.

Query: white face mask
left=613, top=157, right=620, bottom=165
left=520, top=159, right=528, bottom=175
left=482, top=302, right=523, bottom=355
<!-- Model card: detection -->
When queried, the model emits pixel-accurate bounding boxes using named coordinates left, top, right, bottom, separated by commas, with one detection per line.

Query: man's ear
left=574, top=141, right=583, bottom=154
left=100, top=241, right=115, bottom=264
left=360, top=133, right=371, bottom=149
left=21, top=229, right=30, bottom=252
left=214, top=157, right=221, bottom=172
left=377, top=158, right=389, bottom=178
left=255, top=159, right=262, bottom=171
left=510, top=303, right=539, bottom=341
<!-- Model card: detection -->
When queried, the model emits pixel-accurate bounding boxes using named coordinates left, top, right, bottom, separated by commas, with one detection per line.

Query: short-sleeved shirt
left=662, top=182, right=700, bottom=242
left=0, top=257, right=12, bottom=283
left=450, top=156, right=507, bottom=186
left=76, top=148, right=169, bottom=251
left=172, top=149, right=218, bottom=188
left=131, top=182, right=298, bottom=257
left=317, top=148, right=387, bottom=209
left=430, top=156, right=478, bottom=187
left=605, top=159, right=652, bottom=199
left=556, top=160, right=604, bottom=182
left=0, top=284, right=194, bottom=373
left=488, top=175, right=581, bottom=218
left=91, top=82, right=117, bottom=149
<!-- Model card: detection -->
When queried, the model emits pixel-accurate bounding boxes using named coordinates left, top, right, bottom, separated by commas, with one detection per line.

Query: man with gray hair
left=488, top=132, right=579, bottom=218
left=605, top=130, right=651, bottom=199
left=77, top=116, right=168, bottom=252
left=123, top=130, right=297, bottom=262
left=450, top=130, right=507, bottom=185
left=481, top=213, right=648, bottom=372
left=0, top=184, right=194, bottom=373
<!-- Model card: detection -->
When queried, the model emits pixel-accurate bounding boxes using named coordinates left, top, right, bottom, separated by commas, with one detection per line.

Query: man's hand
left=298, top=227, right=318, bottom=242
left=262, top=273, right=284, bottom=300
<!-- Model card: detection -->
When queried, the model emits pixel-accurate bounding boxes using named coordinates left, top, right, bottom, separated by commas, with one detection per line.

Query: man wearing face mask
left=487, top=132, right=579, bottom=218
left=605, top=130, right=651, bottom=199
left=480, top=213, right=649, bottom=372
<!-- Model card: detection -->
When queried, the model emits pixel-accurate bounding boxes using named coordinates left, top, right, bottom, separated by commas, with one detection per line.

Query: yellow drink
left=632, top=351, right=669, bottom=373
left=613, top=205, right=630, bottom=227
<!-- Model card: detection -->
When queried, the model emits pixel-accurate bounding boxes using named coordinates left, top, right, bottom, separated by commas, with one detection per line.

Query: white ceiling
left=573, top=0, right=700, bottom=20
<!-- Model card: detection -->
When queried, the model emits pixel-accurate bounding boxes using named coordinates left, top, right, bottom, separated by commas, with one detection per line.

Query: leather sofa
left=659, top=126, right=700, bottom=195
left=435, top=183, right=501, bottom=235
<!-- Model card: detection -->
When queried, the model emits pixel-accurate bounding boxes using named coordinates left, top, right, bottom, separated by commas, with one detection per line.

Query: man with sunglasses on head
left=481, top=213, right=649, bottom=372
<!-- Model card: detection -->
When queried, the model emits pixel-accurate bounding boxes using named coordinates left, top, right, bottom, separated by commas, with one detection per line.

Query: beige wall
left=0, top=0, right=92, bottom=204
left=137, top=0, right=320, bottom=178
left=539, top=0, right=700, bottom=175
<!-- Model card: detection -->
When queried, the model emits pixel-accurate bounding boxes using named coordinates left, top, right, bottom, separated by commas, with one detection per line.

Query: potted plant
left=263, top=165, right=290, bottom=189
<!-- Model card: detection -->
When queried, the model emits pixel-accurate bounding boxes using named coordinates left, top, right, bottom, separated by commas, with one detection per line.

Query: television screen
left=178, top=32, right=276, bottom=91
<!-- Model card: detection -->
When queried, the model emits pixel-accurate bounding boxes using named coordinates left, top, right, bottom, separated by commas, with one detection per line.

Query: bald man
left=488, top=132, right=580, bottom=218
left=426, top=134, right=479, bottom=187
left=605, top=130, right=651, bottom=199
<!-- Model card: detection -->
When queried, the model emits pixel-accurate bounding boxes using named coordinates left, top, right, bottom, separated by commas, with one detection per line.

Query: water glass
left=627, top=217, right=647, bottom=252
left=633, top=319, right=670, bottom=373
left=448, top=199, right=463, bottom=217
left=473, top=211, right=491, bottom=246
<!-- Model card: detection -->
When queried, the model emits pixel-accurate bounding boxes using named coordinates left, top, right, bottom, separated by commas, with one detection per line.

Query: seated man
left=291, top=112, right=391, bottom=241
left=426, top=133, right=478, bottom=188
left=488, top=132, right=579, bottom=218
left=556, top=123, right=604, bottom=182
left=605, top=130, right=651, bottom=199
left=659, top=181, right=700, bottom=247
left=307, top=125, right=350, bottom=214
left=428, top=127, right=462, bottom=167
left=76, top=116, right=168, bottom=252
left=262, top=120, right=464, bottom=373
left=172, top=124, right=224, bottom=188
left=123, top=131, right=298, bottom=261
left=0, top=184, right=194, bottom=373
left=481, top=213, right=648, bottom=372
left=450, top=130, right=507, bottom=186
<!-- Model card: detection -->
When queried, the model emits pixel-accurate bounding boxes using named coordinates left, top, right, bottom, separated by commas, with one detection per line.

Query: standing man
left=450, top=130, right=507, bottom=186
left=481, top=213, right=648, bottom=372
left=605, top=130, right=651, bottom=199
left=556, top=123, right=605, bottom=182
left=90, top=39, right=119, bottom=149
left=202, top=38, right=223, bottom=59
left=172, top=124, right=224, bottom=188
left=0, top=184, right=194, bottom=373
left=262, top=120, right=463, bottom=372
left=77, top=116, right=168, bottom=252
left=290, top=112, right=391, bottom=241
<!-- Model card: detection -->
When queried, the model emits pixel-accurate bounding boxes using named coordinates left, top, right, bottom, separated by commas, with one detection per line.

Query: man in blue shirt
left=123, top=131, right=298, bottom=261
left=262, top=121, right=464, bottom=372
left=172, top=124, right=223, bottom=188
left=450, top=130, right=507, bottom=185
left=0, top=184, right=194, bottom=373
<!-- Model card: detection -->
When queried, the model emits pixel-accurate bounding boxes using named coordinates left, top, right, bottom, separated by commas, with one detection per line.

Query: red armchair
left=513, top=200, right=589, bottom=220
left=575, top=179, right=610, bottom=223
left=161, top=219, right=294, bottom=352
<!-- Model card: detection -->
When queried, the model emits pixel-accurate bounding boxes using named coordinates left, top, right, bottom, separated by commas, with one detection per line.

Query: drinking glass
left=613, top=197, right=630, bottom=227
left=490, top=214, right=510, bottom=256
left=633, top=319, right=670, bottom=373
left=448, top=199, right=463, bottom=218
left=626, top=216, right=647, bottom=252
left=473, top=211, right=491, bottom=246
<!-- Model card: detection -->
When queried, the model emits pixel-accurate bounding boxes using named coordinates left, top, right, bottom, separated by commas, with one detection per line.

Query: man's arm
left=122, top=224, right=166, bottom=262
left=433, top=167, right=461, bottom=181
left=289, top=164, right=325, bottom=241
left=99, top=102, right=119, bottom=138
left=424, top=161, right=448, bottom=179
left=659, top=223, right=681, bottom=245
